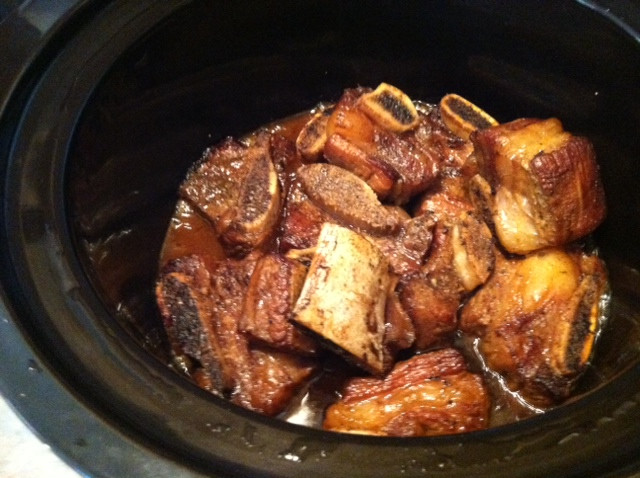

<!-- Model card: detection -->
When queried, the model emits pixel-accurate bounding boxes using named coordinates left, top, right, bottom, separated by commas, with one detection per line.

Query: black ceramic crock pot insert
left=1, top=1, right=640, bottom=477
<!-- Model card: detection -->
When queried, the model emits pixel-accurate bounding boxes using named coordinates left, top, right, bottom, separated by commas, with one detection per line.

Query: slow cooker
left=1, top=1, right=639, bottom=477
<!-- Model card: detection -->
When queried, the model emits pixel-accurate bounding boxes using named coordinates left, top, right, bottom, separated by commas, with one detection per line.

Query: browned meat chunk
left=236, top=347, right=317, bottom=416
left=322, top=87, right=440, bottom=203
left=180, top=133, right=281, bottom=255
left=471, top=118, right=606, bottom=254
left=240, top=254, right=317, bottom=355
left=411, top=103, right=475, bottom=171
left=180, top=138, right=248, bottom=225
left=415, top=172, right=476, bottom=219
left=297, top=163, right=400, bottom=235
left=217, top=136, right=281, bottom=253
left=156, top=255, right=255, bottom=393
left=280, top=176, right=420, bottom=260
left=278, top=181, right=335, bottom=252
left=398, top=272, right=460, bottom=351
left=383, top=277, right=416, bottom=356
left=323, top=348, right=490, bottom=436
left=400, top=176, right=495, bottom=350
left=320, top=88, right=401, bottom=197
left=156, top=255, right=316, bottom=415
left=269, top=132, right=299, bottom=175
left=325, top=88, right=376, bottom=145
left=459, top=248, right=608, bottom=407
left=374, top=126, right=439, bottom=203
left=366, top=213, right=434, bottom=276
left=323, top=133, right=397, bottom=198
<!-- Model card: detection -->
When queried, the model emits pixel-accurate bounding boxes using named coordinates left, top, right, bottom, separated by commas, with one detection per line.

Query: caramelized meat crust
left=218, top=139, right=281, bottom=252
left=324, top=133, right=398, bottom=198
left=471, top=118, right=606, bottom=254
left=414, top=105, right=475, bottom=171
left=400, top=174, right=495, bottom=350
left=383, top=277, right=416, bottom=356
left=324, top=88, right=397, bottom=199
left=156, top=255, right=316, bottom=415
left=297, top=163, right=400, bottom=235
left=237, top=347, right=316, bottom=416
left=323, top=88, right=440, bottom=203
left=398, top=272, right=460, bottom=350
left=323, top=348, right=490, bottom=436
left=366, top=214, right=434, bottom=276
left=156, top=255, right=253, bottom=393
left=180, top=134, right=281, bottom=255
left=281, top=175, right=430, bottom=270
left=279, top=181, right=334, bottom=252
left=459, top=248, right=608, bottom=406
left=240, top=254, right=317, bottom=355
left=180, top=138, right=248, bottom=225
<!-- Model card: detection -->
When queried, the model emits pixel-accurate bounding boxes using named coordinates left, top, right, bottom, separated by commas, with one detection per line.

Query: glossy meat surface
left=472, top=118, right=606, bottom=254
left=323, top=348, right=490, bottom=436
left=400, top=174, right=495, bottom=350
left=180, top=138, right=248, bottom=225
left=181, top=134, right=281, bottom=254
left=279, top=181, right=333, bottom=252
left=383, top=276, right=416, bottom=355
left=460, top=248, right=608, bottom=406
left=323, top=88, right=441, bottom=203
left=240, top=254, right=317, bottom=355
left=218, top=136, right=281, bottom=253
left=156, top=255, right=316, bottom=415
left=366, top=214, right=434, bottom=276
left=156, top=255, right=254, bottom=393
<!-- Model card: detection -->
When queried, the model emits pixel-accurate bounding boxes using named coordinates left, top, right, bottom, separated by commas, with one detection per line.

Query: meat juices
left=155, top=83, right=608, bottom=436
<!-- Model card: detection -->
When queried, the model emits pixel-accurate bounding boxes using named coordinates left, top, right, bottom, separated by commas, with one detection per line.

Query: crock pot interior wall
left=3, top=1, right=640, bottom=477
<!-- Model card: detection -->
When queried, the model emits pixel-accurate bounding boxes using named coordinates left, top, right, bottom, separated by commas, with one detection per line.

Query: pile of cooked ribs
left=156, top=83, right=608, bottom=436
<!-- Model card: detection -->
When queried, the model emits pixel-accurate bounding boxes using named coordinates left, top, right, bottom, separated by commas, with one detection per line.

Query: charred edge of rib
left=239, top=154, right=272, bottom=222
left=566, top=291, right=597, bottom=372
left=165, top=276, right=203, bottom=360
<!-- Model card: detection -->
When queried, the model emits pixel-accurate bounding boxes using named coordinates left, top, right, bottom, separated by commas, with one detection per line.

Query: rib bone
left=291, top=223, right=391, bottom=375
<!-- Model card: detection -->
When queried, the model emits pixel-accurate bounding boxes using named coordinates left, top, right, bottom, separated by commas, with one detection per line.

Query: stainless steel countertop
left=0, top=394, right=83, bottom=478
